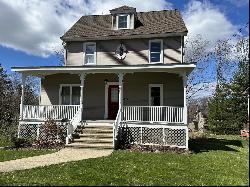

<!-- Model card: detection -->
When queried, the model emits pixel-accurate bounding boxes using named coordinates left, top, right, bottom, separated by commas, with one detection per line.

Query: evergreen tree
left=228, top=56, right=249, bottom=131
left=208, top=38, right=249, bottom=134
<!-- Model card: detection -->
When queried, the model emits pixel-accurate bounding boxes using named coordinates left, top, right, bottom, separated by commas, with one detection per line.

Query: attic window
left=117, top=14, right=129, bottom=29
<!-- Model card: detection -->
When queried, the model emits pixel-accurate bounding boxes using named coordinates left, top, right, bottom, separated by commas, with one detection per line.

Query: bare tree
left=184, top=34, right=213, bottom=102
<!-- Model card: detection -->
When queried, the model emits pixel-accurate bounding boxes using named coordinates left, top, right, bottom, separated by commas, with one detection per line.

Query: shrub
left=32, top=119, right=66, bottom=149
left=11, top=137, right=32, bottom=149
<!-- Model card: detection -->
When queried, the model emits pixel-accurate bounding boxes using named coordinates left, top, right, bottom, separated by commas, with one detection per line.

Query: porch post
left=20, top=74, right=26, bottom=120
left=182, top=72, right=188, bottom=150
left=80, top=73, right=86, bottom=122
left=118, top=73, right=124, bottom=110
left=182, top=72, right=187, bottom=125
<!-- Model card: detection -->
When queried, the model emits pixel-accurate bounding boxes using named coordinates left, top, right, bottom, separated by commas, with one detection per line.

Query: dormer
left=110, top=5, right=136, bottom=30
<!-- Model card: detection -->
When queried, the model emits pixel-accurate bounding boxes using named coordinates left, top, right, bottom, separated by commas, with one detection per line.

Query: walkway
left=0, top=148, right=113, bottom=172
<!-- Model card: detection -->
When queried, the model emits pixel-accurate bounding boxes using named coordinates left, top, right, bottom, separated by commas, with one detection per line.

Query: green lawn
left=0, top=135, right=248, bottom=186
left=0, top=149, right=56, bottom=162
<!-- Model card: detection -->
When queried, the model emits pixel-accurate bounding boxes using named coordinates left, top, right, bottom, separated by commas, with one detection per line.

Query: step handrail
left=113, top=107, right=122, bottom=147
left=66, top=108, right=81, bottom=144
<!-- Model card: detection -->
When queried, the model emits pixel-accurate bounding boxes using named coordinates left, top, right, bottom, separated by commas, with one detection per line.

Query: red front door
left=108, top=85, right=119, bottom=119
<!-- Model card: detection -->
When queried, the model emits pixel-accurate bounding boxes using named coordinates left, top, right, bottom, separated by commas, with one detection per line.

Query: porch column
left=20, top=74, right=26, bottom=120
left=182, top=72, right=187, bottom=124
left=80, top=73, right=86, bottom=122
left=118, top=73, right=124, bottom=110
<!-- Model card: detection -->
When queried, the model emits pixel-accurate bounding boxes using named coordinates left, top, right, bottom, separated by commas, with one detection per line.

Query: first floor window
left=149, top=84, right=163, bottom=106
left=84, top=42, right=96, bottom=64
left=149, top=40, right=163, bottom=63
left=60, top=85, right=80, bottom=105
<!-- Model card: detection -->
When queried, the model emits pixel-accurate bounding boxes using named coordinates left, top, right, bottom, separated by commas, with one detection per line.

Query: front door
left=108, top=85, right=119, bottom=119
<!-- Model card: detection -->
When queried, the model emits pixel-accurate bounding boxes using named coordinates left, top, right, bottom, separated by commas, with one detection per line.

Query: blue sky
left=0, top=0, right=249, bottom=86
left=0, top=0, right=249, bottom=71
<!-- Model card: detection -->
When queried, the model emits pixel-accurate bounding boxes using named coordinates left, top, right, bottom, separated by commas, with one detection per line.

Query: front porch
left=13, top=64, right=195, bottom=149
left=19, top=105, right=188, bottom=149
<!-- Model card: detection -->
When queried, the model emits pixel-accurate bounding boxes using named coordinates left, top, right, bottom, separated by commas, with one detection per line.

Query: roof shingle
left=61, top=9, right=188, bottom=41
left=110, top=5, right=136, bottom=13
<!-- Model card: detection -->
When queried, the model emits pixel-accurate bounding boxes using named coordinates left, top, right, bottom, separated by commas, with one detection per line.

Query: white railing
left=66, top=123, right=74, bottom=145
left=22, top=105, right=80, bottom=120
left=113, top=107, right=122, bottom=147
left=123, top=106, right=184, bottom=123
left=66, top=108, right=82, bottom=144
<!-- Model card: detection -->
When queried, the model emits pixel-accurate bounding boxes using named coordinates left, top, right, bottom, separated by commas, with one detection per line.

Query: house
left=12, top=6, right=196, bottom=150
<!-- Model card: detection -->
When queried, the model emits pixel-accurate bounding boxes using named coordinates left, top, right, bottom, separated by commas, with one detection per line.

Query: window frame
left=148, top=84, right=163, bottom=106
left=83, top=42, right=96, bottom=65
left=148, top=39, right=164, bottom=64
left=59, top=84, right=81, bottom=105
left=116, top=14, right=130, bottom=29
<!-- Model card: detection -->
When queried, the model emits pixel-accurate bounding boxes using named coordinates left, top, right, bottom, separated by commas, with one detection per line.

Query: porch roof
left=11, top=63, right=196, bottom=77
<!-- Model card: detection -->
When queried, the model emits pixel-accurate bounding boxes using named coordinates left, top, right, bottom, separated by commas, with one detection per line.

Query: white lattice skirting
left=118, top=124, right=188, bottom=149
left=18, top=122, right=67, bottom=141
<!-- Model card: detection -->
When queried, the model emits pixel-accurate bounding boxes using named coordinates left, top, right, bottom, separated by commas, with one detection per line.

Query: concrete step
left=83, top=125, right=113, bottom=130
left=81, top=121, right=114, bottom=127
left=65, top=142, right=113, bottom=149
left=82, top=129, right=113, bottom=134
left=78, top=133, right=113, bottom=138
left=74, top=138, right=113, bottom=144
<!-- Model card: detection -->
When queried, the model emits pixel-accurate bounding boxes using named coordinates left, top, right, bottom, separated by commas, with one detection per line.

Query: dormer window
left=117, top=14, right=129, bottom=29
left=110, top=5, right=136, bottom=30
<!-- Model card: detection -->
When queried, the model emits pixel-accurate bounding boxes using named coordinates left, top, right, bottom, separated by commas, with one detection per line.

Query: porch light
left=104, top=79, right=108, bottom=84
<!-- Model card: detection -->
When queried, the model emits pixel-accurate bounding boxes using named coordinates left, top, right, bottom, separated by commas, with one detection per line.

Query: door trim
left=148, top=84, right=163, bottom=106
left=104, top=82, right=119, bottom=119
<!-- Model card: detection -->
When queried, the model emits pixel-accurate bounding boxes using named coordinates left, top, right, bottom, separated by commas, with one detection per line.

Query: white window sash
left=59, top=84, right=81, bottom=105
left=83, top=42, right=96, bottom=65
left=149, top=39, right=163, bottom=63
left=148, top=84, right=164, bottom=106
left=117, top=14, right=130, bottom=29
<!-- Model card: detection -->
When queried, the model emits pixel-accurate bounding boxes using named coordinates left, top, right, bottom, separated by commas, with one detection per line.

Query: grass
left=0, top=134, right=248, bottom=186
left=0, top=149, right=56, bottom=162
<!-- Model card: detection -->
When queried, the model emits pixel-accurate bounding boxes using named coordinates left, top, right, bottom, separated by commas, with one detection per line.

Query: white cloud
left=0, top=0, right=172, bottom=57
left=183, top=0, right=238, bottom=45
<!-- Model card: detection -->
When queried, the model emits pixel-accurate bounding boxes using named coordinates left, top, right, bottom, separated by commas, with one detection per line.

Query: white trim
left=59, top=84, right=81, bottom=105
left=39, top=78, right=41, bottom=105
left=104, top=82, right=119, bottom=119
left=126, top=124, right=187, bottom=128
left=181, top=36, right=183, bottom=63
left=83, top=42, right=96, bottom=65
left=149, top=39, right=164, bottom=64
left=12, top=64, right=196, bottom=72
left=117, top=14, right=130, bottom=30
left=148, top=84, right=163, bottom=106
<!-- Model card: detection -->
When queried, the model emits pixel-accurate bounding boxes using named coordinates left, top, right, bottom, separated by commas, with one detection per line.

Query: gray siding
left=40, top=72, right=183, bottom=119
left=66, top=37, right=182, bottom=66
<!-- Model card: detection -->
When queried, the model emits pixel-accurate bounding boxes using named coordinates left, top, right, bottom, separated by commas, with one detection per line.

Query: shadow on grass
left=189, top=137, right=243, bottom=153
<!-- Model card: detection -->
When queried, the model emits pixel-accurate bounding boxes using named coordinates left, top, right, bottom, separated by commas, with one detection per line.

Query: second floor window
left=118, top=14, right=129, bottom=29
left=84, top=42, right=96, bottom=65
left=149, top=40, right=163, bottom=63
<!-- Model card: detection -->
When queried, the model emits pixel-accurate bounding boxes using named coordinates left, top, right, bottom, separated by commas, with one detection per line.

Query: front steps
left=66, top=121, right=114, bottom=150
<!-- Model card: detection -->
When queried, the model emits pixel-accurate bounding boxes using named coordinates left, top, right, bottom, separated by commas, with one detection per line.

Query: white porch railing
left=123, top=106, right=184, bottom=123
left=22, top=105, right=80, bottom=120
left=66, top=108, right=82, bottom=144
left=113, top=107, right=122, bottom=147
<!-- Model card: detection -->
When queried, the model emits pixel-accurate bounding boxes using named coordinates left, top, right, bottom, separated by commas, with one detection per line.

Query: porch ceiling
left=11, top=63, right=196, bottom=77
